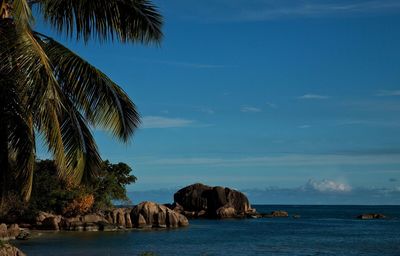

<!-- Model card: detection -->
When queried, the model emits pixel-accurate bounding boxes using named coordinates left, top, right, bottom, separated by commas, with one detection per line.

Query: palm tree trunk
left=0, top=116, right=9, bottom=207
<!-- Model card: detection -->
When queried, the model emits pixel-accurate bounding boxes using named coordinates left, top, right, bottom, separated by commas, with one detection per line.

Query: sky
left=36, top=0, right=400, bottom=204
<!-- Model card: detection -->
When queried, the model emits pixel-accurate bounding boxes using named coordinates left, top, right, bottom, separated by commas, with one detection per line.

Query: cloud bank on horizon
left=128, top=178, right=400, bottom=205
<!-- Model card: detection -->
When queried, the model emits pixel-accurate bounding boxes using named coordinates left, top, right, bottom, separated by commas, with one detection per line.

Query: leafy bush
left=0, top=159, right=136, bottom=221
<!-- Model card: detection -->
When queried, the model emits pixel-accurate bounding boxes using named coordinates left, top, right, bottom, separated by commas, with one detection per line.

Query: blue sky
left=36, top=0, right=400, bottom=204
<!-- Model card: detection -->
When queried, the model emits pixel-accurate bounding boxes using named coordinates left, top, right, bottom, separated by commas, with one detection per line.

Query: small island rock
left=357, top=213, right=386, bottom=220
left=173, top=183, right=256, bottom=219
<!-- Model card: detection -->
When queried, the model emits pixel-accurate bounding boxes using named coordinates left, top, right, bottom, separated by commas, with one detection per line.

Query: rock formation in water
left=173, top=183, right=256, bottom=218
left=357, top=213, right=386, bottom=220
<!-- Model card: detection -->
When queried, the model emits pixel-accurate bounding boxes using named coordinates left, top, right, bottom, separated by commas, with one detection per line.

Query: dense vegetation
left=0, top=160, right=136, bottom=222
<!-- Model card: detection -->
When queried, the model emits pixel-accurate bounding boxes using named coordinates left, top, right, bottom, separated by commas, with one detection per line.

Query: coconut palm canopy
left=0, top=0, right=162, bottom=201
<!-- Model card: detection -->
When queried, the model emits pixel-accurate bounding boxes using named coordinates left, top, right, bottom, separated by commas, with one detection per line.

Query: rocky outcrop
left=357, top=213, right=386, bottom=220
left=33, top=202, right=189, bottom=231
left=263, top=211, right=289, bottom=218
left=131, top=201, right=189, bottom=228
left=0, top=244, right=26, bottom=256
left=173, top=183, right=256, bottom=219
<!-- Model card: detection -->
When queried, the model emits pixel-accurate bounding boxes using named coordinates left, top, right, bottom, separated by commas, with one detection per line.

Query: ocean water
left=13, top=205, right=400, bottom=256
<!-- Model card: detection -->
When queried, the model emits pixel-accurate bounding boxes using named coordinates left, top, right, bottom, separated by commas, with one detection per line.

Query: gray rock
left=174, top=183, right=256, bottom=219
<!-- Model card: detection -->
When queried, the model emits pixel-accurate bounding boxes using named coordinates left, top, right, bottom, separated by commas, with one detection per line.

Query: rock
left=16, top=230, right=30, bottom=240
left=84, top=222, right=99, bottom=232
left=263, top=211, right=289, bottom=218
left=131, top=201, right=189, bottom=228
left=357, top=213, right=386, bottom=220
left=35, top=212, right=54, bottom=223
left=136, top=214, right=148, bottom=229
left=104, top=208, right=131, bottom=228
left=216, top=206, right=237, bottom=219
left=125, top=213, right=132, bottom=228
left=0, top=244, right=26, bottom=256
left=98, top=222, right=118, bottom=232
left=271, top=211, right=289, bottom=217
left=40, top=216, right=61, bottom=230
left=81, top=214, right=105, bottom=223
left=6, top=224, right=20, bottom=238
left=174, top=183, right=255, bottom=219
left=0, top=224, right=8, bottom=240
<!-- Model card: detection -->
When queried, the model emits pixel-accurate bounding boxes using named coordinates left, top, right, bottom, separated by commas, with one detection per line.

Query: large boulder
left=173, top=183, right=255, bottom=218
left=0, top=244, right=26, bottom=256
left=131, top=201, right=189, bottom=228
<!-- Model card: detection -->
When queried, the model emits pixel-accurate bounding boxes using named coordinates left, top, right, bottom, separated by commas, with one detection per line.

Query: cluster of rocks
left=35, top=201, right=188, bottom=231
left=0, top=224, right=21, bottom=241
left=171, top=183, right=257, bottom=219
left=357, top=213, right=386, bottom=220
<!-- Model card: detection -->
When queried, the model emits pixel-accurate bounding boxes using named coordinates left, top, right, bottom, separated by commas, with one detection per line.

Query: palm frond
left=59, top=97, right=102, bottom=184
left=35, top=32, right=140, bottom=142
left=0, top=76, right=35, bottom=201
left=38, top=0, right=163, bottom=43
left=12, top=0, right=34, bottom=28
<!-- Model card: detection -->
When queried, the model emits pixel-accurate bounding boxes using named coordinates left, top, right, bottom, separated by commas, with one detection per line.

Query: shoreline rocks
left=33, top=201, right=189, bottom=231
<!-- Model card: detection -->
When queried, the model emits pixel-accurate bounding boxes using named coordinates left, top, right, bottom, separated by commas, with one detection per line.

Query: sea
left=13, top=205, right=400, bottom=256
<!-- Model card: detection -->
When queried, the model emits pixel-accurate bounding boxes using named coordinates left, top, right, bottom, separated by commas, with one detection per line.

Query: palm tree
left=0, top=0, right=162, bottom=203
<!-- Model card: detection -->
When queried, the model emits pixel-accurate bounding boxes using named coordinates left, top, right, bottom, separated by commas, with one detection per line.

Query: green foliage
left=26, top=159, right=136, bottom=216
left=91, top=161, right=137, bottom=210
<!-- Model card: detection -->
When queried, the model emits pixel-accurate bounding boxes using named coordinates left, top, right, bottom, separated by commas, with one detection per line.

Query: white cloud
left=241, top=106, right=262, bottom=113
left=298, top=94, right=329, bottom=100
left=199, top=107, right=215, bottom=114
left=141, top=116, right=194, bottom=129
left=298, top=125, right=311, bottom=129
left=266, top=102, right=277, bottom=108
left=376, top=90, right=400, bottom=96
left=304, top=179, right=351, bottom=193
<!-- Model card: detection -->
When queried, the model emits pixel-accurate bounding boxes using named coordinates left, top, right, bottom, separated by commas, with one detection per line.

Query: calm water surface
left=13, top=205, right=400, bottom=256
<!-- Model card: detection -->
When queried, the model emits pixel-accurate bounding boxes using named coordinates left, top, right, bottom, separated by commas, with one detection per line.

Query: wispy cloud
left=298, top=94, right=329, bottom=100
left=376, top=90, right=400, bottom=96
left=241, top=106, right=262, bottom=113
left=141, top=116, right=195, bottom=129
left=149, top=59, right=236, bottom=69
left=298, top=124, right=311, bottom=129
left=198, top=107, right=215, bottom=114
left=165, top=0, right=400, bottom=22
left=266, top=102, right=277, bottom=108
left=304, top=179, right=351, bottom=192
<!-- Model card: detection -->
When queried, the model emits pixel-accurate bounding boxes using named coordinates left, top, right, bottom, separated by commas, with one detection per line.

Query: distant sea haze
left=127, top=184, right=400, bottom=205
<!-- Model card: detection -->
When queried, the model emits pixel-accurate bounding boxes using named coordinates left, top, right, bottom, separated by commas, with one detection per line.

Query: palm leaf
left=0, top=76, right=35, bottom=201
left=38, top=0, right=163, bottom=43
left=35, top=32, right=140, bottom=142
left=59, top=97, right=102, bottom=184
